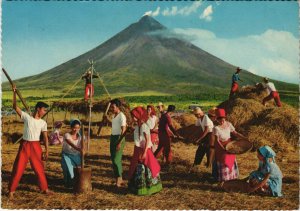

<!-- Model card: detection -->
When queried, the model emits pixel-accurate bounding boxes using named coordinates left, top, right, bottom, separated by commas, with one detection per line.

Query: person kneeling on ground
left=246, top=145, right=283, bottom=197
left=49, top=121, right=63, bottom=145
left=128, top=106, right=163, bottom=195
left=61, top=119, right=84, bottom=188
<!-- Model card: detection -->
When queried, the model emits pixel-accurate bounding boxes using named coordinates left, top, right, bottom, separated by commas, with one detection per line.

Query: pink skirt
left=128, top=146, right=161, bottom=180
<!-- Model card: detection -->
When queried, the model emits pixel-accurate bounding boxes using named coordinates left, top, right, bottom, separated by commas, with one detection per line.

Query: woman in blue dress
left=61, top=119, right=84, bottom=187
left=248, top=145, right=283, bottom=197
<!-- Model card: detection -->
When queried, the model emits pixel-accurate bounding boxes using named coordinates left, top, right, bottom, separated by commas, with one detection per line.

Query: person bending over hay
left=189, top=107, right=214, bottom=173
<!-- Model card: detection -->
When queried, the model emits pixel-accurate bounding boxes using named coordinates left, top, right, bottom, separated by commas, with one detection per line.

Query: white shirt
left=213, top=121, right=235, bottom=142
left=265, top=82, right=277, bottom=94
left=111, top=112, right=127, bottom=135
left=134, top=123, right=152, bottom=149
left=146, top=115, right=157, bottom=130
left=21, top=111, right=47, bottom=141
left=195, top=114, right=214, bottom=133
left=62, top=133, right=82, bottom=155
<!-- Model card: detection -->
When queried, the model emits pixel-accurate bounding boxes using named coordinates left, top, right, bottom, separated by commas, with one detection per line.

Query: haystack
left=172, top=113, right=200, bottom=144
left=52, top=98, right=132, bottom=124
left=218, top=98, right=265, bottom=130
left=218, top=85, right=298, bottom=152
left=172, top=113, right=197, bottom=127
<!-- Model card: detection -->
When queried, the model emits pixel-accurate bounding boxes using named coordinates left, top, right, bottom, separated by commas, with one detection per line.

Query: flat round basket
left=222, top=180, right=250, bottom=193
left=225, top=140, right=253, bottom=154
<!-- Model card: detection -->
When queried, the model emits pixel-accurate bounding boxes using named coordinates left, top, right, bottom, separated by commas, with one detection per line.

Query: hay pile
left=170, top=85, right=298, bottom=152
left=218, top=98, right=265, bottom=127
left=52, top=98, right=132, bottom=124
left=172, top=113, right=201, bottom=143
left=172, top=113, right=197, bottom=127
left=52, top=100, right=109, bottom=113
left=237, top=84, right=268, bottom=100
left=218, top=85, right=298, bottom=152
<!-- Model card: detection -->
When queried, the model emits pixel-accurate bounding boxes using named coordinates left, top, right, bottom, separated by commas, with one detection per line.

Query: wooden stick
left=97, top=102, right=111, bottom=136
left=2, top=68, right=30, bottom=112
left=81, top=124, right=85, bottom=168
left=2, top=68, right=30, bottom=144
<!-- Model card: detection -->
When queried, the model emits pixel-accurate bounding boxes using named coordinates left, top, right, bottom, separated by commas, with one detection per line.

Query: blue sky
left=2, top=1, right=298, bottom=84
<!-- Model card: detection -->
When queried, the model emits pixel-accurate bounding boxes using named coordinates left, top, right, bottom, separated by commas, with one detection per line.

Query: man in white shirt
left=262, top=77, right=282, bottom=107
left=9, top=85, right=52, bottom=199
left=189, top=107, right=214, bottom=172
left=109, top=98, right=127, bottom=187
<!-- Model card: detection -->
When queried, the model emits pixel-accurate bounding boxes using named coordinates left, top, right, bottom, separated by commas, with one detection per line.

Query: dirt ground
left=1, top=116, right=299, bottom=210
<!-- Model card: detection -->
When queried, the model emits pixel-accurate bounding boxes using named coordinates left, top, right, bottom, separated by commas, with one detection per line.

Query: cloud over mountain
left=171, top=28, right=298, bottom=83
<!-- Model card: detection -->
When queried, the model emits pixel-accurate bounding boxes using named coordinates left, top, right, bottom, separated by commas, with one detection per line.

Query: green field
left=2, top=88, right=298, bottom=112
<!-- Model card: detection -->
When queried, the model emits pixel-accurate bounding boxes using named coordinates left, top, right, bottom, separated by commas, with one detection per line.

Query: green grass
left=2, top=89, right=298, bottom=110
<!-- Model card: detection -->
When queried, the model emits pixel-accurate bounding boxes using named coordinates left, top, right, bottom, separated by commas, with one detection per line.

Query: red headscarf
left=131, top=106, right=148, bottom=123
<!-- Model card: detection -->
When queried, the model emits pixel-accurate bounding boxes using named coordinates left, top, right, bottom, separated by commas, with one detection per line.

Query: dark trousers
left=154, top=132, right=172, bottom=164
left=193, top=133, right=211, bottom=165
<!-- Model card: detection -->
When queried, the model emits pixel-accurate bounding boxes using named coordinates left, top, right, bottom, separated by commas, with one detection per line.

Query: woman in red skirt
left=128, top=106, right=162, bottom=195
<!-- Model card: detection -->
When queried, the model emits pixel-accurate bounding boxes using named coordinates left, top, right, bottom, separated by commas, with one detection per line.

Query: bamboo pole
left=2, top=68, right=30, bottom=144
left=97, top=102, right=111, bottom=136
left=2, top=68, right=30, bottom=112
left=81, top=124, right=85, bottom=168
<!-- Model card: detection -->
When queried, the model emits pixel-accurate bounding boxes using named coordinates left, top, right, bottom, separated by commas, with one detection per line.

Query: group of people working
left=229, top=67, right=282, bottom=107
left=7, top=67, right=284, bottom=200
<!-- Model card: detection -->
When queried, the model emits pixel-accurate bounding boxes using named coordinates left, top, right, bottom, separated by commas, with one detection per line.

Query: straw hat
left=263, top=77, right=269, bottom=83
left=157, top=102, right=164, bottom=107
left=193, top=107, right=204, bottom=115
left=208, top=107, right=217, bottom=117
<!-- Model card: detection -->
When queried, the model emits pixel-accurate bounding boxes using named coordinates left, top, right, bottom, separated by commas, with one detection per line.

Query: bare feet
left=42, top=189, right=54, bottom=195
left=8, top=192, right=14, bottom=200
left=116, top=177, right=125, bottom=187
left=218, top=181, right=225, bottom=189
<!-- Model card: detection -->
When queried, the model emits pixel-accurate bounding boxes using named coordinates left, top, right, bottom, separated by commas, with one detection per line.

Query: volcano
left=3, top=15, right=296, bottom=94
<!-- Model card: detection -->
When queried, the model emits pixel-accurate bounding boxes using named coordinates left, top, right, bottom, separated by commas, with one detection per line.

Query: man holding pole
left=8, top=85, right=53, bottom=199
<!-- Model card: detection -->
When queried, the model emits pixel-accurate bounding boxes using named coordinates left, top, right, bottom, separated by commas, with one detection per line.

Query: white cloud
left=171, top=28, right=298, bottom=84
left=143, top=7, right=160, bottom=17
left=200, top=5, right=213, bottom=21
left=152, top=7, right=160, bottom=17
left=162, top=1, right=202, bottom=16
left=143, top=11, right=152, bottom=17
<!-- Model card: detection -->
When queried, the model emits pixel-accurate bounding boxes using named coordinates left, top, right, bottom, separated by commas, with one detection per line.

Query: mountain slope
left=2, top=15, right=297, bottom=94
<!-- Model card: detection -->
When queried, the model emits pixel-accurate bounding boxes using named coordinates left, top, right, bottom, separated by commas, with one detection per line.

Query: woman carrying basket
left=210, top=108, right=247, bottom=183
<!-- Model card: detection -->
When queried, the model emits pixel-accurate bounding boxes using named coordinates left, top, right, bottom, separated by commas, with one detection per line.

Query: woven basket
left=225, top=140, right=253, bottom=154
